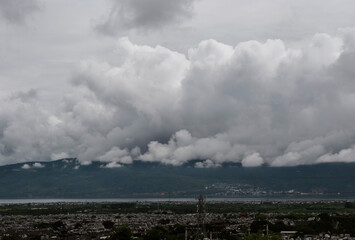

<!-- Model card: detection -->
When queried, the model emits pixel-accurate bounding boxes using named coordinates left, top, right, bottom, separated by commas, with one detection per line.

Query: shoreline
left=1, top=196, right=355, bottom=204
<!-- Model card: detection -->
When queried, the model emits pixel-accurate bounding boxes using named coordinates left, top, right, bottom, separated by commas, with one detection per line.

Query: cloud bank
left=97, top=0, right=195, bottom=35
left=2, top=29, right=355, bottom=167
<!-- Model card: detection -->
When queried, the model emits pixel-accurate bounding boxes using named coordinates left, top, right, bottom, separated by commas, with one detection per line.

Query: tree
left=110, top=225, right=132, bottom=240
left=144, top=228, right=164, bottom=240
left=245, top=232, right=282, bottom=240
left=103, top=220, right=114, bottom=229
left=345, top=202, right=355, bottom=208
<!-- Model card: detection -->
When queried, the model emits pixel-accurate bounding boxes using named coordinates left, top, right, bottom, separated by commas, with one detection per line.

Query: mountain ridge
left=0, top=159, right=354, bottom=198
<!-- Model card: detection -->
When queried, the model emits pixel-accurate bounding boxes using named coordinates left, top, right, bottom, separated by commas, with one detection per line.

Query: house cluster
left=0, top=211, right=253, bottom=239
left=0, top=202, right=354, bottom=240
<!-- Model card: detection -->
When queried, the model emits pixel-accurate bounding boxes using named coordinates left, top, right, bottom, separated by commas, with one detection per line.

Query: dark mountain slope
left=0, top=159, right=354, bottom=198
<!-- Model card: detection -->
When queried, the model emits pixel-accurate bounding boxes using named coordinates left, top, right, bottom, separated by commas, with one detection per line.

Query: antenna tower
left=196, top=194, right=207, bottom=239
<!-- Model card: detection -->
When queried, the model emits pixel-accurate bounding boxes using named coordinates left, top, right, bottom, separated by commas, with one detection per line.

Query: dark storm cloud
left=96, top=0, right=195, bottom=35
left=0, top=0, right=40, bottom=24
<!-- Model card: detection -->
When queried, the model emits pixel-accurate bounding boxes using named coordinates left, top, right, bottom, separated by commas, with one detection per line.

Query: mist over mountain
left=1, top=159, right=354, bottom=199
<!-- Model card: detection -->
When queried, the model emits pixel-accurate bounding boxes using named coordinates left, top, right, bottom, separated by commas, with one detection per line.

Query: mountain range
left=0, top=159, right=354, bottom=199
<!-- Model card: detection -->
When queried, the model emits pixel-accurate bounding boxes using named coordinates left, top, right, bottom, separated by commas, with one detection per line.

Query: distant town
left=1, top=199, right=355, bottom=240
left=205, top=183, right=331, bottom=197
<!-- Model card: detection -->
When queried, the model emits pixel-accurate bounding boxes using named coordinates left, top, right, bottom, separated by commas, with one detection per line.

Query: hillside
left=0, top=159, right=354, bottom=198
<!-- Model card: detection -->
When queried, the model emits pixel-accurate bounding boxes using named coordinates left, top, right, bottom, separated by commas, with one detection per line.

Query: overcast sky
left=1, top=0, right=355, bottom=167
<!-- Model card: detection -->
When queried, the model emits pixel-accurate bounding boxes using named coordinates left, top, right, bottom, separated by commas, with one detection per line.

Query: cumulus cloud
left=98, top=147, right=133, bottom=164
left=96, top=0, right=196, bottom=35
left=195, top=160, right=221, bottom=168
left=241, top=153, right=264, bottom=167
left=51, top=152, right=69, bottom=161
left=2, top=29, right=355, bottom=167
left=22, top=164, right=31, bottom=169
left=33, top=162, right=44, bottom=168
left=138, top=130, right=246, bottom=166
left=0, top=0, right=40, bottom=24
left=101, top=162, right=123, bottom=168
left=21, top=162, right=44, bottom=169
left=317, top=146, right=355, bottom=164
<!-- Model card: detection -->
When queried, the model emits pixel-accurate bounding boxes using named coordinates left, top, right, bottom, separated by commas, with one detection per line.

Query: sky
left=1, top=0, right=355, bottom=168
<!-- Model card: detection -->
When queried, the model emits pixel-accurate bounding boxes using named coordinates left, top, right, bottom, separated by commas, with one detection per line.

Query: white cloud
left=138, top=130, right=246, bottom=166
left=195, top=159, right=221, bottom=168
left=98, top=147, right=133, bottom=164
left=51, top=152, right=69, bottom=161
left=2, top=29, right=355, bottom=167
left=33, top=162, right=44, bottom=168
left=317, top=146, right=355, bottom=163
left=21, top=162, right=44, bottom=169
left=21, top=164, right=31, bottom=169
left=242, top=153, right=264, bottom=167
left=103, top=162, right=123, bottom=168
